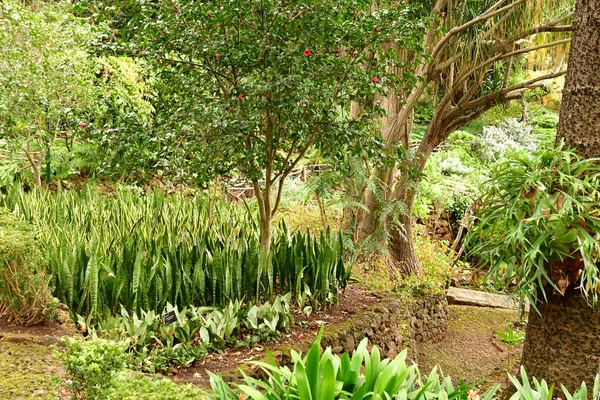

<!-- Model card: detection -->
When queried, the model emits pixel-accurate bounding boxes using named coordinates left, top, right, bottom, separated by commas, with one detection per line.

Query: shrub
left=208, top=333, right=600, bottom=400
left=1, top=185, right=348, bottom=317
left=475, top=118, right=537, bottom=163
left=0, top=208, right=53, bottom=324
left=58, top=336, right=130, bottom=399
left=107, top=372, right=209, bottom=399
left=510, top=367, right=600, bottom=400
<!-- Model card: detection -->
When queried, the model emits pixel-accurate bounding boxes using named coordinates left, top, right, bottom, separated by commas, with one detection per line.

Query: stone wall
left=261, top=292, right=448, bottom=367
left=409, top=294, right=449, bottom=343
left=217, top=291, right=449, bottom=385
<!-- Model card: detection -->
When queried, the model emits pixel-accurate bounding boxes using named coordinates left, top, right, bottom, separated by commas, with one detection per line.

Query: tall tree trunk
left=521, top=288, right=600, bottom=393
left=554, top=0, right=600, bottom=156
left=522, top=0, right=600, bottom=391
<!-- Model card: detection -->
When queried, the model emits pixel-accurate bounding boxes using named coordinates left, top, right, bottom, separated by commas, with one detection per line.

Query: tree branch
left=429, top=0, right=526, bottom=66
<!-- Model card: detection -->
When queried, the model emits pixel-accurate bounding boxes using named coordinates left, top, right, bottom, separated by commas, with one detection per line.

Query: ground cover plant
left=0, top=184, right=348, bottom=320
left=87, top=294, right=295, bottom=373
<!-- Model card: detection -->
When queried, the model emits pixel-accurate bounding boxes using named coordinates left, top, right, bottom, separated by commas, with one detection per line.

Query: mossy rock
left=0, top=207, right=53, bottom=324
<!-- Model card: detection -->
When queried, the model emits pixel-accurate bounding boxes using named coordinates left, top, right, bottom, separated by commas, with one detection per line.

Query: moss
left=416, top=305, right=522, bottom=390
left=0, top=339, right=65, bottom=398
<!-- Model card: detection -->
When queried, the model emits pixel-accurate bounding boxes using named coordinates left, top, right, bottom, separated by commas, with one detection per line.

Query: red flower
left=298, top=333, right=305, bottom=339
left=207, top=12, right=213, bottom=17
left=216, top=53, right=221, bottom=61
left=238, top=94, right=244, bottom=101
left=266, top=93, right=270, bottom=99
left=372, top=76, right=379, bottom=83
left=303, top=49, right=311, bottom=56
left=141, top=50, right=148, bottom=56
left=394, top=1, right=400, bottom=5
left=79, top=122, right=86, bottom=129
left=374, top=27, right=380, bottom=33
left=335, top=53, right=340, bottom=58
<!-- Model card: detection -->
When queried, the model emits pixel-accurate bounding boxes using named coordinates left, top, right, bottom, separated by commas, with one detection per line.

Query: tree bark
left=522, top=0, right=600, bottom=391
left=389, top=203, right=423, bottom=278
left=555, top=0, right=600, bottom=157
left=521, top=288, right=600, bottom=393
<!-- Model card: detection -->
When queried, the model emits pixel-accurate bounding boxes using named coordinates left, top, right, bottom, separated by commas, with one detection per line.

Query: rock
left=332, top=346, right=344, bottom=354
left=447, top=287, right=529, bottom=311
left=387, top=341, right=398, bottom=358
left=345, top=334, right=355, bottom=352
left=55, top=309, right=70, bottom=325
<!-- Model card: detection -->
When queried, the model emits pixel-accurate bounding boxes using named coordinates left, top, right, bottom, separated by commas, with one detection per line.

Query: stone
left=332, top=346, right=344, bottom=354
left=447, top=287, right=529, bottom=311
left=387, top=341, right=398, bottom=358
left=345, top=334, right=355, bottom=352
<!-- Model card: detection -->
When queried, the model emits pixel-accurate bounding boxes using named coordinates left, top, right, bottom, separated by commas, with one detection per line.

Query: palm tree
left=350, top=0, right=574, bottom=276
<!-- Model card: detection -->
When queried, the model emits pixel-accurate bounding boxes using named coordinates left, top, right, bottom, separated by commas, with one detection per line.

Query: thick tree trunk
left=522, top=0, right=600, bottom=391
left=555, top=0, right=600, bottom=157
left=389, top=205, right=423, bottom=278
left=521, top=288, right=600, bottom=393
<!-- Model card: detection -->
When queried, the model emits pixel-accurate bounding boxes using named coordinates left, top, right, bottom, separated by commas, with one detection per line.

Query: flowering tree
left=86, top=0, right=425, bottom=255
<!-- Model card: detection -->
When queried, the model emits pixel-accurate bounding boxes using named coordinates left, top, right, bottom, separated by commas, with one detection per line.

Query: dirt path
left=414, top=305, right=525, bottom=390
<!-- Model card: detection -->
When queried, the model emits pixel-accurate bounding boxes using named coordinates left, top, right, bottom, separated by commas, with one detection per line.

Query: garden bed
left=173, top=286, right=451, bottom=387
left=172, top=285, right=382, bottom=385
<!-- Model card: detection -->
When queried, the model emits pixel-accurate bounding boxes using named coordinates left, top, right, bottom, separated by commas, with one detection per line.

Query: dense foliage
left=1, top=185, right=348, bottom=317
left=0, top=0, right=153, bottom=185
left=208, top=332, right=600, bottom=400
left=80, top=0, right=423, bottom=185
left=468, top=144, right=600, bottom=306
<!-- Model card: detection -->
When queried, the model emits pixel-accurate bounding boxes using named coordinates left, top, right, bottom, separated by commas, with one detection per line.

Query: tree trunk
left=521, top=288, right=600, bottom=393
left=389, top=205, right=423, bottom=278
left=522, top=0, right=600, bottom=391
left=260, top=215, right=273, bottom=255
left=23, top=142, right=42, bottom=187
left=555, top=0, right=600, bottom=157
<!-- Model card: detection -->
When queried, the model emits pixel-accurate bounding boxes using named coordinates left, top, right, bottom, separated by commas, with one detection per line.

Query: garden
left=1, top=0, right=600, bottom=399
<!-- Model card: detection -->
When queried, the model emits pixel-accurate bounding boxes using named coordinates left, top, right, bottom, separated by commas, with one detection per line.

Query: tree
left=0, top=1, right=97, bottom=186
left=349, top=0, right=574, bottom=276
left=520, top=0, right=600, bottom=391
left=86, top=0, right=424, bottom=257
